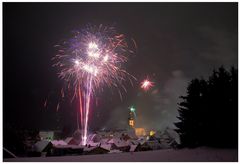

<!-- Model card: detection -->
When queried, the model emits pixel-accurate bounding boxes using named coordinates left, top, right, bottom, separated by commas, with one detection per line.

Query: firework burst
left=140, top=79, right=154, bottom=91
left=52, top=24, right=135, bottom=145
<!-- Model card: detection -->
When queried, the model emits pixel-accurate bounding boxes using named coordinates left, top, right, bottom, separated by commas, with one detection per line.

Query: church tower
left=128, top=106, right=136, bottom=128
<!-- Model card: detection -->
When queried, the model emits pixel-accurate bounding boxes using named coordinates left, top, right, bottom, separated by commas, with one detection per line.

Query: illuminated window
left=129, top=120, right=134, bottom=127
left=150, top=130, right=156, bottom=136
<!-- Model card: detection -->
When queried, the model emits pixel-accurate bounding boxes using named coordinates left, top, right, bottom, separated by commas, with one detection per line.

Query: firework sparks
left=140, top=79, right=154, bottom=91
left=53, top=24, right=135, bottom=145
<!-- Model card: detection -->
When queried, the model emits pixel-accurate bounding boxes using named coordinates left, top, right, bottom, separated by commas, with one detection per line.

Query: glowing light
left=130, top=106, right=135, bottom=112
left=135, top=128, right=146, bottom=137
left=129, top=106, right=137, bottom=118
left=88, top=42, right=98, bottom=49
left=74, top=60, right=80, bottom=65
left=140, top=79, right=154, bottom=91
left=88, top=51, right=100, bottom=58
left=83, top=64, right=98, bottom=76
left=53, top=25, right=135, bottom=145
left=103, top=55, right=109, bottom=62
left=129, top=119, right=135, bottom=127
left=150, top=130, right=156, bottom=136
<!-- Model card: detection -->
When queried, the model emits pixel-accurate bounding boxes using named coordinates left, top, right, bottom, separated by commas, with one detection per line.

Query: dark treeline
left=175, top=66, right=238, bottom=148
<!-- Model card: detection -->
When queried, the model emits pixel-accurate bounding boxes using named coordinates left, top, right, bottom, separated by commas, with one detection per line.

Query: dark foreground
left=4, top=147, right=238, bottom=162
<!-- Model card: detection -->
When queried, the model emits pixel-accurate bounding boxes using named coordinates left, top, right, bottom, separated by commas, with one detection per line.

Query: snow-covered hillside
left=4, top=147, right=237, bottom=162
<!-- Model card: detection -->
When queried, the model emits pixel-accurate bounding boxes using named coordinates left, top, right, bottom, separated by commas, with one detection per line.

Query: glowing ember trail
left=53, top=24, right=135, bottom=145
left=140, top=79, right=154, bottom=91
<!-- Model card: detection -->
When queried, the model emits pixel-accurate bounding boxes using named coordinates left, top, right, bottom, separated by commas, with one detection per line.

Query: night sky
left=3, top=3, right=238, bottom=133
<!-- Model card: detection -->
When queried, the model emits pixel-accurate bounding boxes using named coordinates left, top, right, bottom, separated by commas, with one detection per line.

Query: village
left=26, top=127, right=178, bottom=157
left=19, top=107, right=179, bottom=158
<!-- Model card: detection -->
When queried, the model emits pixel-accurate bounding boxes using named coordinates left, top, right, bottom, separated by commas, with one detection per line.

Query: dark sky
left=3, top=3, right=238, bottom=133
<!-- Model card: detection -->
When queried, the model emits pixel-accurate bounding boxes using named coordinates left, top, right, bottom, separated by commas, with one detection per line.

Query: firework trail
left=52, top=24, right=135, bottom=145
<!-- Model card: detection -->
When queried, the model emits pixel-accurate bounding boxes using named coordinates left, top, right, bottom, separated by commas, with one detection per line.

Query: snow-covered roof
left=88, top=141, right=100, bottom=147
left=138, top=139, right=146, bottom=145
left=155, top=128, right=180, bottom=144
left=110, top=138, right=129, bottom=147
left=34, top=140, right=51, bottom=152
left=64, top=137, right=73, bottom=144
left=100, top=138, right=110, bottom=144
left=100, top=144, right=111, bottom=151
left=107, top=138, right=115, bottom=144
left=84, top=144, right=111, bottom=152
left=51, top=140, right=67, bottom=146
left=87, top=134, right=97, bottom=142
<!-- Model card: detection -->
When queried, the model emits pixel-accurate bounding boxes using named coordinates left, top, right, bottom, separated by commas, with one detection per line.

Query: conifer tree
left=175, top=66, right=237, bottom=148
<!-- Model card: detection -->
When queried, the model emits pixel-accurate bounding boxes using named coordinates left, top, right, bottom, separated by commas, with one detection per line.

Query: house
left=129, top=143, right=141, bottom=152
left=65, top=137, right=78, bottom=145
left=138, top=138, right=147, bottom=145
left=84, top=146, right=110, bottom=155
left=51, top=140, right=67, bottom=146
left=100, top=138, right=110, bottom=144
left=52, top=145, right=83, bottom=156
left=135, top=128, right=146, bottom=137
left=88, top=133, right=102, bottom=143
left=140, top=142, right=153, bottom=151
left=108, top=138, right=130, bottom=152
left=88, top=141, right=100, bottom=147
left=34, top=140, right=53, bottom=152
left=144, top=140, right=161, bottom=150
left=100, top=144, right=111, bottom=151
left=72, top=129, right=82, bottom=145
left=120, top=134, right=131, bottom=141
left=33, top=140, right=53, bottom=156
left=157, top=127, right=180, bottom=149
left=127, top=129, right=138, bottom=139
left=69, top=145, right=84, bottom=155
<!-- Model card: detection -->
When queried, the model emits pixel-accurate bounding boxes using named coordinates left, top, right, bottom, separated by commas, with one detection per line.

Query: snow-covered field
left=4, top=147, right=238, bottom=162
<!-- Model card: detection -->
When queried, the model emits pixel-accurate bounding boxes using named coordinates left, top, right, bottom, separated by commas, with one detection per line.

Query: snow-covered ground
left=4, top=147, right=237, bottom=162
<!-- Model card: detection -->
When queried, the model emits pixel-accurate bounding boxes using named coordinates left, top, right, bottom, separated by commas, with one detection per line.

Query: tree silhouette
left=175, top=66, right=237, bottom=148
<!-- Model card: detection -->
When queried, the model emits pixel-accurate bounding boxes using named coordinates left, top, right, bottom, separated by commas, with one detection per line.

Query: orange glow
left=129, top=119, right=135, bottom=127
left=135, top=128, right=146, bottom=137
